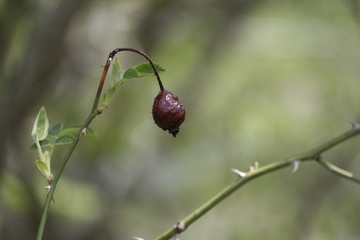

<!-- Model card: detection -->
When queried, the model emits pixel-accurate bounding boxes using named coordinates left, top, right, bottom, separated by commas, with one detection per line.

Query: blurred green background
left=1, top=0, right=360, bottom=239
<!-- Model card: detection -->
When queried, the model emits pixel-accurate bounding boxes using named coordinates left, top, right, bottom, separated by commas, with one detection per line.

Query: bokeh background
left=1, top=0, right=360, bottom=239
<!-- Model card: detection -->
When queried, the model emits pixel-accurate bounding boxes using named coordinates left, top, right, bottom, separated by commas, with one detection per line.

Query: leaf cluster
left=102, top=59, right=165, bottom=107
left=31, top=108, right=95, bottom=183
left=31, top=59, right=165, bottom=184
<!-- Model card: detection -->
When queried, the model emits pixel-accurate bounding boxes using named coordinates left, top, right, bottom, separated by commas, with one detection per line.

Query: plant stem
left=154, top=126, right=360, bottom=240
left=36, top=47, right=163, bottom=240
left=317, top=158, right=360, bottom=184
left=36, top=112, right=96, bottom=240
left=110, top=48, right=165, bottom=91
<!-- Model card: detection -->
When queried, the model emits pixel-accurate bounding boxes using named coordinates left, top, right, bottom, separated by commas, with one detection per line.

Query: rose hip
left=152, top=90, right=185, bottom=137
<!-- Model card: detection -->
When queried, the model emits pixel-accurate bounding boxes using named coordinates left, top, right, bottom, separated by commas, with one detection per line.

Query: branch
left=317, top=158, right=360, bottom=184
left=36, top=48, right=164, bottom=240
left=154, top=125, right=360, bottom=240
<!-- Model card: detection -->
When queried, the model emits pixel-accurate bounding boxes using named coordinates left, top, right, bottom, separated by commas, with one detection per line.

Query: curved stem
left=317, top=158, right=360, bottom=184
left=110, top=48, right=165, bottom=91
left=154, top=126, right=360, bottom=240
left=36, top=47, right=162, bottom=240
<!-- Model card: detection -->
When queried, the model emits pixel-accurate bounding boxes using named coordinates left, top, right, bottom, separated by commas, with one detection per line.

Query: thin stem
left=36, top=47, right=162, bottom=240
left=317, top=158, right=360, bottom=184
left=304, top=126, right=360, bottom=157
left=110, top=48, right=165, bottom=91
left=36, top=113, right=96, bottom=240
left=154, top=126, right=360, bottom=240
left=92, top=58, right=112, bottom=113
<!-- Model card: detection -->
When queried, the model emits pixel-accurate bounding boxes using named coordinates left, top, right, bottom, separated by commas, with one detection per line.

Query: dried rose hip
left=152, top=90, right=185, bottom=137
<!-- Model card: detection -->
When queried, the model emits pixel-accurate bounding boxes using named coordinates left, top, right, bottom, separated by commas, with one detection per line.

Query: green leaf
left=101, top=59, right=165, bottom=106
left=134, top=63, right=165, bottom=77
left=102, top=59, right=128, bottom=106
left=122, top=63, right=165, bottom=80
left=36, top=151, right=53, bottom=181
left=110, top=58, right=122, bottom=87
left=43, top=150, right=51, bottom=168
left=55, top=135, right=75, bottom=146
left=30, top=140, right=54, bottom=150
left=48, top=123, right=63, bottom=137
left=57, top=126, right=95, bottom=138
left=30, top=135, right=75, bottom=148
left=102, top=87, right=117, bottom=107
left=123, top=68, right=139, bottom=79
left=36, top=160, right=51, bottom=179
left=31, top=107, right=49, bottom=141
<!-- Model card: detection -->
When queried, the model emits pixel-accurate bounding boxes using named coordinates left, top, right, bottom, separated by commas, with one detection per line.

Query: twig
left=317, top=158, right=360, bottom=184
left=36, top=48, right=163, bottom=240
left=154, top=126, right=360, bottom=240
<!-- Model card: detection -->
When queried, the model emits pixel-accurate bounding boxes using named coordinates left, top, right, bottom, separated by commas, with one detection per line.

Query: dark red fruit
left=152, top=90, right=185, bottom=137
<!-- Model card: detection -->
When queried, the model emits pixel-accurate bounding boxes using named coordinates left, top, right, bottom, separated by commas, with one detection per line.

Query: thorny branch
left=152, top=124, right=360, bottom=240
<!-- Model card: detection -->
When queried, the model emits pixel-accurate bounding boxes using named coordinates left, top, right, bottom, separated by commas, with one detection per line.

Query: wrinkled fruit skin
left=152, top=90, right=185, bottom=137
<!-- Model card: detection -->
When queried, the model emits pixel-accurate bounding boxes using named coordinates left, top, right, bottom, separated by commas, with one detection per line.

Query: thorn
left=80, top=128, right=87, bottom=137
left=231, top=168, right=247, bottom=178
left=291, top=160, right=301, bottom=173
left=248, top=162, right=259, bottom=172
left=132, top=237, right=145, bottom=240
left=175, top=221, right=185, bottom=233
left=44, top=185, right=51, bottom=192
left=349, top=122, right=360, bottom=130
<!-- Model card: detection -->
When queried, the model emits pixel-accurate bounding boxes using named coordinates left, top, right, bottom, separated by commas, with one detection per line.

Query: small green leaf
left=30, top=140, right=54, bottom=150
left=48, top=123, right=63, bottom=137
left=57, top=126, right=95, bottom=138
left=102, top=87, right=117, bottom=107
left=110, top=58, right=122, bottom=87
left=55, top=135, right=75, bottom=146
left=101, top=60, right=165, bottom=106
left=43, top=150, right=51, bottom=168
left=122, top=63, right=164, bottom=80
left=31, top=107, right=49, bottom=141
left=102, top=59, right=128, bottom=106
left=36, top=160, right=50, bottom=178
left=36, top=151, right=53, bottom=182
left=134, top=63, right=165, bottom=77
left=123, top=68, right=139, bottom=79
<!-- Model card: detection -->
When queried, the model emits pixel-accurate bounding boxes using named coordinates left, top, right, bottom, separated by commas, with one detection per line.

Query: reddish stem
left=110, top=48, right=164, bottom=91
left=91, top=47, right=164, bottom=113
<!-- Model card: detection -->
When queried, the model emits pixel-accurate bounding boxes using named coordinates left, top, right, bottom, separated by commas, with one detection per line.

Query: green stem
left=317, top=158, right=360, bottom=184
left=36, top=50, right=113, bottom=240
left=154, top=126, right=360, bottom=240
left=36, top=113, right=96, bottom=240
left=36, top=47, right=164, bottom=240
